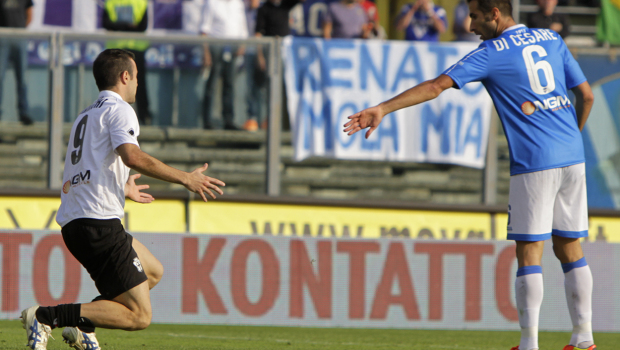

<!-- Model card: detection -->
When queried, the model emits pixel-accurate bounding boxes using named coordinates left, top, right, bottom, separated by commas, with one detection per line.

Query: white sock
left=515, top=266, right=543, bottom=350
left=562, top=258, right=594, bottom=347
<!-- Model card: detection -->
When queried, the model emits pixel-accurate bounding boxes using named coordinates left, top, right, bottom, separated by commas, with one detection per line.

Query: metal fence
left=0, top=29, right=284, bottom=195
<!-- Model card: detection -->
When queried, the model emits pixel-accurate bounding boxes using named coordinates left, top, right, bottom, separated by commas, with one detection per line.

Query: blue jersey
left=444, top=25, right=587, bottom=175
left=289, top=0, right=338, bottom=37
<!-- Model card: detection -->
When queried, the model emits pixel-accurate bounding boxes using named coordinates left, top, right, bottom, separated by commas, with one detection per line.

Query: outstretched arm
left=571, top=81, right=594, bottom=131
left=344, top=74, right=455, bottom=138
left=117, top=143, right=225, bottom=202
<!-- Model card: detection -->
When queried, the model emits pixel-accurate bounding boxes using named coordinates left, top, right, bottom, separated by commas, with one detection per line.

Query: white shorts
left=506, top=163, right=588, bottom=242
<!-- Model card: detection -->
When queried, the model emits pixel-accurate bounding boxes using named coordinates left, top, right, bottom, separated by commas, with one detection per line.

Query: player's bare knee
left=135, top=314, right=151, bottom=330
left=128, top=309, right=152, bottom=331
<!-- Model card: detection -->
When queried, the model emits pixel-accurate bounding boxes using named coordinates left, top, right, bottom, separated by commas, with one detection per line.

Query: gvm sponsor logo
left=533, top=95, right=571, bottom=111
left=71, top=170, right=91, bottom=185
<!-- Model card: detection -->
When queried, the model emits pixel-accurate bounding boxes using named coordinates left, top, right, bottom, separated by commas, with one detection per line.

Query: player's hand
left=184, top=163, right=225, bottom=202
left=125, top=174, right=154, bottom=204
left=343, top=105, right=385, bottom=139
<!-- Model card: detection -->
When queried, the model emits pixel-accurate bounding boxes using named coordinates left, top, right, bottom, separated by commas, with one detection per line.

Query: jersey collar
left=501, top=24, right=526, bottom=34
left=99, top=90, right=123, bottom=101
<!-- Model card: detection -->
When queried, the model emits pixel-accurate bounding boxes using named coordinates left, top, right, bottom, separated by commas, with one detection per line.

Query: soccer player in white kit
left=344, top=0, right=596, bottom=349
left=20, top=49, right=225, bottom=350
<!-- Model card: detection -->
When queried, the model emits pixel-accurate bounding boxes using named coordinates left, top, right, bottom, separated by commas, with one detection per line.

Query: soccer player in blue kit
left=344, top=0, right=595, bottom=349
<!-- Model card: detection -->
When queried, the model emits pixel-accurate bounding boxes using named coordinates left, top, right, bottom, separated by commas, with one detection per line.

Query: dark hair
left=92, top=49, right=135, bottom=91
left=467, top=0, right=513, bottom=17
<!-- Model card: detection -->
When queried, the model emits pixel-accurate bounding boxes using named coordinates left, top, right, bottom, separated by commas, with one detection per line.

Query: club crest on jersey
left=128, top=128, right=135, bottom=136
left=521, top=95, right=571, bottom=115
left=133, top=257, right=143, bottom=272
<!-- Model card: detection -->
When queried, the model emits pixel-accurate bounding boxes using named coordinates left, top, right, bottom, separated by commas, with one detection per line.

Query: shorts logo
left=128, top=128, right=135, bottom=136
left=133, top=257, right=143, bottom=272
left=62, top=180, right=71, bottom=194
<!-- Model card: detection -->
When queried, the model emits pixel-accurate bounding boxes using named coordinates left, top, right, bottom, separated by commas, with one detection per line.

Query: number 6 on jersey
left=522, top=45, right=555, bottom=95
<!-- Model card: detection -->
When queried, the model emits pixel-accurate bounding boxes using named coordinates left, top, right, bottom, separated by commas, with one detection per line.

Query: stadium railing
left=0, top=28, right=619, bottom=209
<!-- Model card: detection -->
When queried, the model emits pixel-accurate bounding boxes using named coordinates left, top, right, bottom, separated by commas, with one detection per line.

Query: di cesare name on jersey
left=491, top=28, right=559, bottom=51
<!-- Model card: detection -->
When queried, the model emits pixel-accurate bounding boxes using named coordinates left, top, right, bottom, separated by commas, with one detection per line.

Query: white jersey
left=56, top=90, right=140, bottom=227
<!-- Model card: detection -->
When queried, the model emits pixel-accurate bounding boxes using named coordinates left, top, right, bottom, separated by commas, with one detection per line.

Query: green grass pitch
left=1, top=320, right=619, bottom=349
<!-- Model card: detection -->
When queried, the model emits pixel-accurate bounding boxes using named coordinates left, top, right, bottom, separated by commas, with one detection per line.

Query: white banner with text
left=283, top=38, right=493, bottom=168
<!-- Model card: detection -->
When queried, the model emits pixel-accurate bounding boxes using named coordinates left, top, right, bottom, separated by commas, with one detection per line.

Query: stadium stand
left=518, top=0, right=600, bottom=46
left=0, top=121, right=511, bottom=204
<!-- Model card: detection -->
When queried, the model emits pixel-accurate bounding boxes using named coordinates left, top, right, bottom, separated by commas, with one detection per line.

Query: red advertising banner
left=0, top=231, right=617, bottom=331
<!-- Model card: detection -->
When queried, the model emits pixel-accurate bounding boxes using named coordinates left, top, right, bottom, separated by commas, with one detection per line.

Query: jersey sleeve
left=107, top=104, right=140, bottom=150
left=562, top=42, right=586, bottom=89
left=442, top=45, right=489, bottom=89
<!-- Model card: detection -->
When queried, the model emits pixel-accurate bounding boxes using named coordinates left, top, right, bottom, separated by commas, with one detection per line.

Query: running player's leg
left=28, top=220, right=150, bottom=331
left=23, top=283, right=150, bottom=349
left=508, top=169, right=558, bottom=350
left=57, top=281, right=151, bottom=349
left=59, top=240, right=154, bottom=348
left=132, top=238, right=163, bottom=290
left=64, top=238, right=159, bottom=331
left=552, top=163, right=594, bottom=349
left=80, top=280, right=152, bottom=330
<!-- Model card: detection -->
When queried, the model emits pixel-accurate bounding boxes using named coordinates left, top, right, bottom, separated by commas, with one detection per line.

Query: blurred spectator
left=0, top=0, right=33, bottom=125
left=243, top=0, right=262, bottom=131
left=323, top=0, right=372, bottom=39
left=527, top=0, right=570, bottom=38
left=359, top=0, right=378, bottom=23
left=289, top=0, right=332, bottom=37
left=453, top=0, right=480, bottom=41
left=103, top=0, right=152, bottom=125
left=396, top=0, right=447, bottom=42
left=249, top=0, right=301, bottom=130
left=358, top=0, right=386, bottom=39
left=200, top=0, right=248, bottom=130
left=256, top=0, right=300, bottom=37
